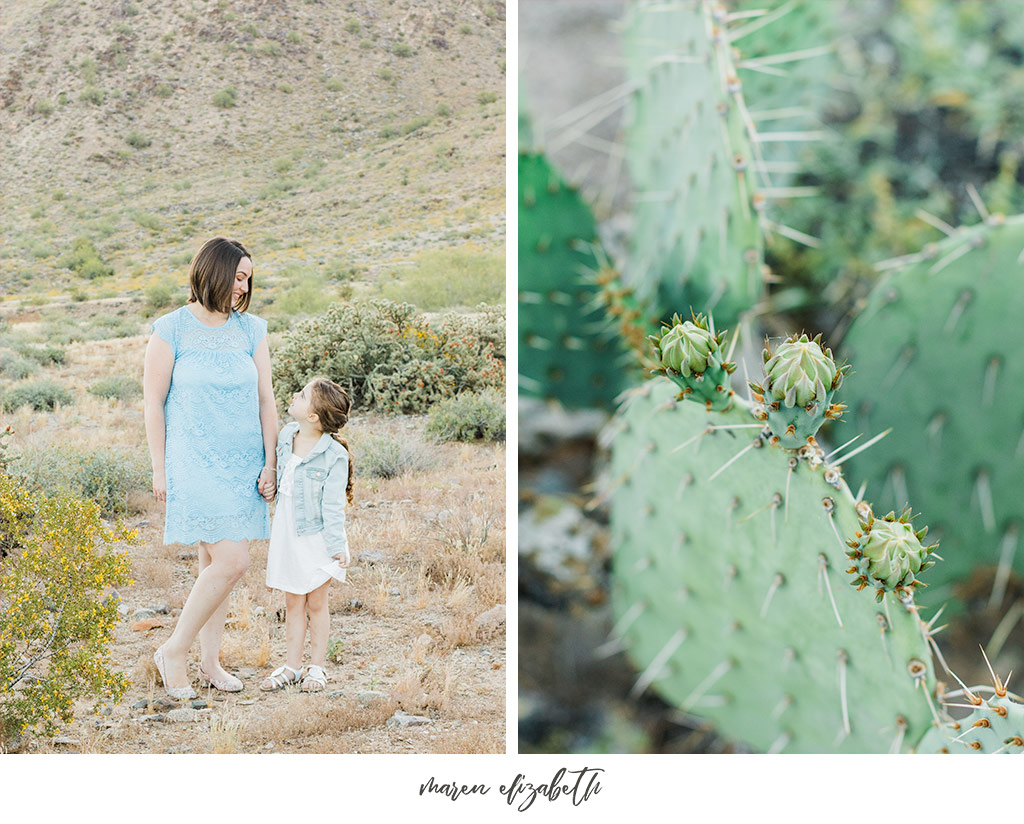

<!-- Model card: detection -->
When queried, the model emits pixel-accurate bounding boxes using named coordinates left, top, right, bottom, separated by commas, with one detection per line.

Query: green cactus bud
left=656, top=320, right=714, bottom=376
left=846, top=510, right=936, bottom=599
left=757, top=333, right=849, bottom=449
left=649, top=312, right=735, bottom=412
left=763, top=334, right=839, bottom=408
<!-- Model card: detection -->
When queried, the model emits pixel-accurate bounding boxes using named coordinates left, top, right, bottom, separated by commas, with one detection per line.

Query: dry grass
left=208, top=714, right=244, bottom=754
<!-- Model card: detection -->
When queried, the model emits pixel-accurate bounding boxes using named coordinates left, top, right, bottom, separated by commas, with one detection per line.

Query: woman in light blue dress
left=143, top=237, right=278, bottom=698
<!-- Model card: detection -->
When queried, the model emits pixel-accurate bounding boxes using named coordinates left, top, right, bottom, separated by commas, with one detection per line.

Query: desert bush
left=1, top=380, right=73, bottom=412
left=87, top=376, right=141, bottom=402
left=425, top=389, right=505, bottom=443
left=0, top=351, right=38, bottom=381
left=357, top=434, right=437, bottom=479
left=477, top=91, right=498, bottom=105
left=79, top=87, right=104, bottom=105
left=58, top=237, right=113, bottom=279
left=14, top=446, right=148, bottom=517
left=16, top=344, right=65, bottom=367
left=125, top=130, right=151, bottom=149
left=271, top=299, right=504, bottom=414
left=34, top=100, right=55, bottom=116
left=393, top=42, right=413, bottom=57
left=212, top=87, right=237, bottom=108
left=0, top=471, right=135, bottom=745
left=145, top=281, right=174, bottom=310
left=0, top=425, right=16, bottom=477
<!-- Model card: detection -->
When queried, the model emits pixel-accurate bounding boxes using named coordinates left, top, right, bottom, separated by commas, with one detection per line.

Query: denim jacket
left=275, top=422, right=349, bottom=559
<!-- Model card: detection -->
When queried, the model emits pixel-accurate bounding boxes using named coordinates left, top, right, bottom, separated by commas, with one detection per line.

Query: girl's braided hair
left=308, top=376, right=354, bottom=505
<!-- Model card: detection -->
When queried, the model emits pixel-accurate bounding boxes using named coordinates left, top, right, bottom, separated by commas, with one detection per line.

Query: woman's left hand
left=257, top=467, right=276, bottom=502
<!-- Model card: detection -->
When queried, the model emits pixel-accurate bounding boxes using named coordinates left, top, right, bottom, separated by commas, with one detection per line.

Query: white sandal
left=260, top=664, right=302, bottom=692
left=301, top=665, right=328, bottom=693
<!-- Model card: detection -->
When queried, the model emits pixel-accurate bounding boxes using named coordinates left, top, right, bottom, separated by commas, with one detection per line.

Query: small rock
left=386, top=710, right=431, bottom=728
left=327, top=690, right=345, bottom=698
left=389, top=587, right=401, bottom=596
left=359, top=550, right=386, bottom=565
left=358, top=690, right=387, bottom=706
left=474, top=604, right=506, bottom=633
left=132, top=697, right=178, bottom=712
left=130, top=618, right=166, bottom=632
left=52, top=736, right=80, bottom=746
left=348, top=599, right=363, bottom=610
left=151, top=604, right=171, bottom=615
left=166, top=707, right=204, bottom=722
left=252, top=606, right=266, bottom=619
left=235, top=668, right=259, bottom=679
left=171, top=608, right=182, bottom=616
left=238, top=699, right=258, bottom=706
left=132, top=608, right=157, bottom=621
left=117, top=603, right=130, bottom=617
left=141, top=713, right=166, bottom=723
left=166, top=745, right=193, bottom=754
left=190, top=700, right=208, bottom=710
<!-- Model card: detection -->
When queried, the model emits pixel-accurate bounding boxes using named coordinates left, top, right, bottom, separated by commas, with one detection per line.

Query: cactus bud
left=846, top=510, right=937, bottom=596
left=650, top=312, right=734, bottom=412
left=655, top=318, right=716, bottom=377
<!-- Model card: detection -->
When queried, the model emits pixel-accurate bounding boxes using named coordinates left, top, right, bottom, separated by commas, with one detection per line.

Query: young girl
left=261, top=377, right=354, bottom=693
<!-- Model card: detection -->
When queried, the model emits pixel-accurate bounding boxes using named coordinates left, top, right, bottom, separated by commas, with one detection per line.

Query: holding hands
left=258, top=466, right=277, bottom=502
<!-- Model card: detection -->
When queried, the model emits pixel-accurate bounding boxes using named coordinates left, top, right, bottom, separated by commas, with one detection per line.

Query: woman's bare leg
left=158, top=539, right=249, bottom=690
left=284, top=591, right=308, bottom=672
left=197, top=542, right=240, bottom=680
left=306, top=581, right=331, bottom=668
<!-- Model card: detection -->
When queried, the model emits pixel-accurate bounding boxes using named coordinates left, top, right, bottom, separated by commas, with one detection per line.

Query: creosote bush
left=87, top=376, right=142, bottom=402
left=357, top=434, right=437, bottom=479
left=0, top=471, right=136, bottom=745
left=14, top=446, right=148, bottom=517
left=272, top=299, right=504, bottom=414
left=425, top=389, right=505, bottom=443
left=1, top=380, right=73, bottom=412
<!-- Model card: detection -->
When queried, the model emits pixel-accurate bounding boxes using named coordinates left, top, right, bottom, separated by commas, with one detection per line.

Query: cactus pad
left=518, top=150, right=630, bottom=409
left=842, top=215, right=1024, bottom=608
left=605, top=378, right=938, bottom=752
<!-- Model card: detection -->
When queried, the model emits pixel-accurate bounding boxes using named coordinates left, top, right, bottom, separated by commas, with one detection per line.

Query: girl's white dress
left=265, top=453, right=348, bottom=594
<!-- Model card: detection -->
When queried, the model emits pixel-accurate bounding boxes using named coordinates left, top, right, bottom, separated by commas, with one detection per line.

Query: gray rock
left=131, top=608, right=157, bottom=621
left=327, top=690, right=345, bottom=698
left=166, top=707, right=205, bottom=722
left=132, top=697, right=178, bottom=712
left=358, top=690, right=388, bottom=706
left=386, top=710, right=432, bottom=728
left=359, top=550, right=386, bottom=565
left=141, top=713, right=166, bottom=723
left=474, top=604, right=506, bottom=631
left=151, top=604, right=171, bottom=615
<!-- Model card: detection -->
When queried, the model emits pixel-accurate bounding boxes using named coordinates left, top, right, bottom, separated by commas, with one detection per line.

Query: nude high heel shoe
left=154, top=646, right=197, bottom=700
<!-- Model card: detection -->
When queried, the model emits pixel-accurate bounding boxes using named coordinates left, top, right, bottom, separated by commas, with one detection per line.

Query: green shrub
left=436, top=102, right=452, bottom=118
left=393, top=42, right=413, bottom=57
left=425, top=389, right=505, bottom=442
left=79, top=87, right=104, bottom=105
left=34, top=100, right=55, bottom=116
left=14, top=344, right=65, bottom=367
left=154, top=84, right=173, bottom=98
left=1, top=380, right=73, bottom=412
left=58, top=237, right=113, bottom=279
left=14, top=446, right=148, bottom=517
left=344, top=19, right=361, bottom=34
left=125, top=130, right=151, bottom=148
left=212, top=87, right=237, bottom=108
left=376, top=67, right=395, bottom=82
left=401, top=116, right=431, bottom=136
left=0, top=351, right=37, bottom=381
left=271, top=299, right=505, bottom=414
left=145, top=281, right=175, bottom=310
left=356, top=434, right=437, bottom=479
left=324, top=77, right=343, bottom=92
left=477, top=91, right=498, bottom=105
left=0, top=471, right=135, bottom=745
left=87, top=376, right=142, bottom=402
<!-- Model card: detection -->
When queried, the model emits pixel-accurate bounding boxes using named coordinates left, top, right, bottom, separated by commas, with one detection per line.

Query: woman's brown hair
left=308, top=376, right=355, bottom=505
left=188, top=237, right=253, bottom=313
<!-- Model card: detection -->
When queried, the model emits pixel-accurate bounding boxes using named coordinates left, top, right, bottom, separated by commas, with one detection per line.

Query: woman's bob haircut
left=188, top=237, right=253, bottom=314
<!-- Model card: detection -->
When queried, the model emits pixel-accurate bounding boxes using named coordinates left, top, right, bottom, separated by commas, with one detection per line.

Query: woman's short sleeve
left=150, top=311, right=178, bottom=355
left=245, top=313, right=268, bottom=356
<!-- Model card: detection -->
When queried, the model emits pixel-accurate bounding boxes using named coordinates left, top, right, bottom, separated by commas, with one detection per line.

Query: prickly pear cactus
left=841, top=215, right=1024, bottom=609
left=649, top=313, right=736, bottom=411
left=518, top=148, right=631, bottom=409
left=622, top=0, right=766, bottom=330
left=917, top=658, right=1024, bottom=753
left=605, top=342, right=940, bottom=752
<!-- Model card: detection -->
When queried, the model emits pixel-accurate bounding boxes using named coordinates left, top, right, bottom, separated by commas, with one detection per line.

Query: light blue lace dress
left=151, top=306, right=270, bottom=545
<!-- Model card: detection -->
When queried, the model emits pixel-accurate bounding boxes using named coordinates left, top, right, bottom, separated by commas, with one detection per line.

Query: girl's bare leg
left=306, top=581, right=331, bottom=668
left=284, top=591, right=308, bottom=672
left=158, top=539, right=249, bottom=690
